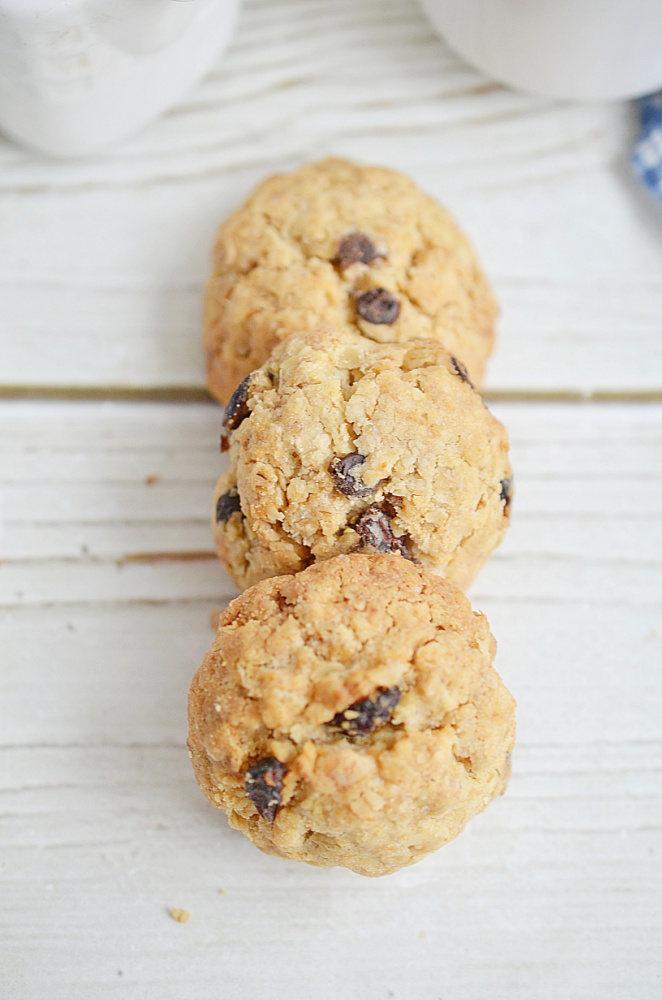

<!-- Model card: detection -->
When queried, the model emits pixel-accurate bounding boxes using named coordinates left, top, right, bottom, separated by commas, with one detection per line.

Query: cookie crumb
left=170, top=908, right=190, bottom=923
left=145, top=473, right=160, bottom=485
left=219, top=888, right=227, bottom=895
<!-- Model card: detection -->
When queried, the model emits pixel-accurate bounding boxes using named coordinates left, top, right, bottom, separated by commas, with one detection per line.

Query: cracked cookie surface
left=212, top=329, right=511, bottom=591
left=187, top=554, right=516, bottom=877
left=203, top=157, right=498, bottom=403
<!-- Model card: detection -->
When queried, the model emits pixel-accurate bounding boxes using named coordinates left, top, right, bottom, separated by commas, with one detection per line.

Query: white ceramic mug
left=418, top=0, right=662, bottom=101
left=0, top=0, right=241, bottom=157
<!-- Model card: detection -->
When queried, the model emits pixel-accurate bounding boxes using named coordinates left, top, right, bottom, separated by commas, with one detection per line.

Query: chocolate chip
left=355, top=288, right=400, bottom=325
left=215, top=489, right=241, bottom=523
left=450, top=356, right=475, bottom=390
left=353, top=503, right=415, bottom=560
left=500, top=478, right=512, bottom=516
left=329, top=687, right=401, bottom=737
left=221, top=374, right=253, bottom=452
left=244, top=757, right=288, bottom=822
left=334, top=232, right=379, bottom=270
left=330, top=454, right=376, bottom=498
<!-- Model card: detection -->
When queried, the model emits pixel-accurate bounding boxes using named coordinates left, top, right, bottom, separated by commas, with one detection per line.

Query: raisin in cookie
left=187, top=554, right=516, bottom=877
left=213, top=330, right=512, bottom=591
left=203, top=157, right=497, bottom=403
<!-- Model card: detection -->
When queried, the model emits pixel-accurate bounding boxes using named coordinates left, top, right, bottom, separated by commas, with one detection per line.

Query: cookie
left=187, top=554, right=516, bottom=877
left=213, top=329, right=512, bottom=591
left=203, top=157, right=498, bottom=403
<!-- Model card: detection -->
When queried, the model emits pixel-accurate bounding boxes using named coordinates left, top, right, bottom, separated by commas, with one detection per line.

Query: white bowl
left=0, top=0, right=242, bottom=157
left=418, top=0, right=662, bottom=101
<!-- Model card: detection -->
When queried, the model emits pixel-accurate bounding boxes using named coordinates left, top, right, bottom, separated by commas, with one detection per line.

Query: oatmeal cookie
left=203, top=157, right=497, bottom=403
left=187, top=554, right=516, bottom=877
left=213, top=330, right=512, bottom=591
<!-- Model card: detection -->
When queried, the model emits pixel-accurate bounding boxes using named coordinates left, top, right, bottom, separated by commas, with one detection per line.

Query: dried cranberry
left=450, top=356, right=475, bottom=390
left=330, top=454, right=376, bottom=498
left=353, top=503, right=415, bottom=560
left=244, top=757, right=288, bottom=822
left=334, top=232, right=379, bottom=270
left=215, top=490, right=241, bottom=523
left=330, top=687, right=401, bottom=737
left=221, top=374, right=253, bottom=452
left=355, top=288, right=400, bottom=325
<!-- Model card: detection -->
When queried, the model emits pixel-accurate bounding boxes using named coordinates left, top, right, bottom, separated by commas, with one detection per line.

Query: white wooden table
left=2, top=2, right=661, bottom=997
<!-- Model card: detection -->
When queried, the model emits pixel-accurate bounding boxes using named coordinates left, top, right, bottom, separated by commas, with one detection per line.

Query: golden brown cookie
left=213, top=329, right=512, bottom=591
left=187, top=554, right=516, bottom=877
left=204, top=157, right=498, bottom=403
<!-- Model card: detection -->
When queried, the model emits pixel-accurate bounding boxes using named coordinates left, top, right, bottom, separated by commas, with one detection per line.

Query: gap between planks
left=2, top=385, right=662, bottom=404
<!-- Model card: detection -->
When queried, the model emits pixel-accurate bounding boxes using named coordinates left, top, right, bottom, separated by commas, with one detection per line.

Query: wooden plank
left=1, top=740, right=660, bottom=1000
left=1, top=398, right=661, bottom=998
left=1, top=1, right=661, bottom=396
left=2, top=400, right=661, bottom=603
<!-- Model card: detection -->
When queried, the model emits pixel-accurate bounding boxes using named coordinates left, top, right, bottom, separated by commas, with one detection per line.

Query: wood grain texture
left=1, top=0, right=661, bottom=396
left=1, top=400, right=661, bottom=999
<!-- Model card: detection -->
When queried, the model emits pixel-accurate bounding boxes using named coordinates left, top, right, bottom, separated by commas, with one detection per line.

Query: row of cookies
left=186, top=159, right=516, bottom=876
